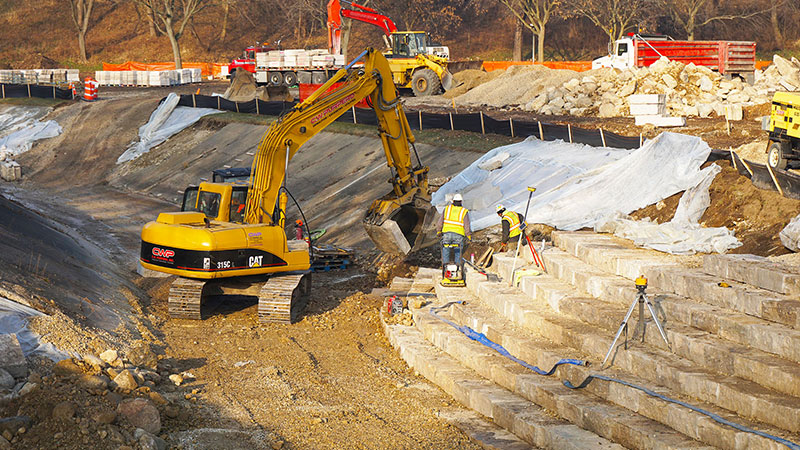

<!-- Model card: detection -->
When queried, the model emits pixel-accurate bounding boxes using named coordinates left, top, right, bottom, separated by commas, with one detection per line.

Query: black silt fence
left=1, top=83, right=75, bottom=100
left=173, top=93, right=644, bottom=149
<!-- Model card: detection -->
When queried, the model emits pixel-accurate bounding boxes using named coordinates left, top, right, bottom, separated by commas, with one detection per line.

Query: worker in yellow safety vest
left=496, top=204, right=526, bottom=251
left=437, top=193, right=471, bottom=267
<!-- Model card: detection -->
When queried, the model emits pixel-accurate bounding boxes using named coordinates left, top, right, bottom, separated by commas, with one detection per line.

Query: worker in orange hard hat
left=295, top=219, right=305, bottom=241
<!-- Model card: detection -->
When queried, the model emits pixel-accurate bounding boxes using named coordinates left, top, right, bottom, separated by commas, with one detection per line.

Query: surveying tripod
left=602, top=276, right=670, bottom=367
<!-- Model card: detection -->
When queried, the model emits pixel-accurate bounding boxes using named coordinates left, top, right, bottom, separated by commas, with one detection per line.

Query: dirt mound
left=454, top=64, right=580, bottom=107
left=444, top=69, right=502, bottom=99
left=733, top=141, right=768, bottom=165
left=632, top=160, right=800, bottom=256
left=223, top=69, right=291, bottom=102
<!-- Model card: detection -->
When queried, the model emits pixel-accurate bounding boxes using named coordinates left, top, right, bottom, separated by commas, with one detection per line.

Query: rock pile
left=451, top=54, right=800, bottom=119
left=0, top=343, right=201, bottom=449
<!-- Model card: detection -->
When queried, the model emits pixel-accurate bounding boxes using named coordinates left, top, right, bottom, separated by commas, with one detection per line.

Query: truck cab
left=592, top=38, right=636, bottom=70
left=592, top=34, right=673, bottom=70
left=228, top=44, right=273, bottom=75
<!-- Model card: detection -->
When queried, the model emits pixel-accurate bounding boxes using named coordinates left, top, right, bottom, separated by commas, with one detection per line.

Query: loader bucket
left=363, top=202, right=439, bottom=255
left=441, top=70, right=454, bottom=91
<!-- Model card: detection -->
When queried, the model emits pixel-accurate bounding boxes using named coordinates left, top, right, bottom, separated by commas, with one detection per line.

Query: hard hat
left=496, top=204, right=505, bottom=212
left=453, top=193, right=463, bottom=202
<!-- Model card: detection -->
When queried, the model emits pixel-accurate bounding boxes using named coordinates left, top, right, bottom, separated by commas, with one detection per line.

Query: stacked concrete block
left=0, top=160, right=21, bottom=181
left=190, top=68, right=202, bottom=83
left=630, top=94, right=686, bottom=127
left=0, top=70, right=12, bottom=83
left=67, top=69, right=79, bottom=82
left=380, top=228, right=800, bottom=449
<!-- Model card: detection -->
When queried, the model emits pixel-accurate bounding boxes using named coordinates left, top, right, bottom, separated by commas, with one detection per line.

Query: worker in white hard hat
left=437, top=193, right=471, bottom=268
left=496, top=204, right=526, bottom=251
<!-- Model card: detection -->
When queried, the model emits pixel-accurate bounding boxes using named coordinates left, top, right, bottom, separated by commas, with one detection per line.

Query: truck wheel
left=411, top=69, right=441, bottom=97
left=268, top=72, right=282, bottom=86
left=768, top=141, right=789, bottom=170
left=283, top=72, right=297, bottom=87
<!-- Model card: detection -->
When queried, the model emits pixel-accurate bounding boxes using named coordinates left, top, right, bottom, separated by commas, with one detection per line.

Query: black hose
left=279, top=186, right=314, bottom=261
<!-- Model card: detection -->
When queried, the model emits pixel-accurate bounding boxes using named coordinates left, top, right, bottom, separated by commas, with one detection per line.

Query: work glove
left=499, top=242, right=507, bottom=252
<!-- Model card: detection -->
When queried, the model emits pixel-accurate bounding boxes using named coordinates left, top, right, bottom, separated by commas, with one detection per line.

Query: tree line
left=66, top=0, right=800, bottom=67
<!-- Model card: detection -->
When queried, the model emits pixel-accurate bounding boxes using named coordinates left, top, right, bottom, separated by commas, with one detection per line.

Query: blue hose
left=429, top=302, right=587, bottom=376
left=429, top=301, right=800, bottom=450
left=564, top=374, right=800, bottom=450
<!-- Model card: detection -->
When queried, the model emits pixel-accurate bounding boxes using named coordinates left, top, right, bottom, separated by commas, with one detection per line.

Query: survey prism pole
left=509, top=187, right=536, bottom=286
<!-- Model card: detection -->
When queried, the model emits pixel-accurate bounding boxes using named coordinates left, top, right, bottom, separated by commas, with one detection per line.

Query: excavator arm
left=327, top=0, right=397, bottom=55
left=244, top=48, right=435, bottom=254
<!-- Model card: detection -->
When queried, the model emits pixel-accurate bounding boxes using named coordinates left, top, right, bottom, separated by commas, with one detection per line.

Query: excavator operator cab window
left=198, top=191, right=221, bottom=219
left=229, top=188, right=248, bottom=223
left=394, top=34, right=412, bottom=57
left=181, top=186, right=199, bottom=212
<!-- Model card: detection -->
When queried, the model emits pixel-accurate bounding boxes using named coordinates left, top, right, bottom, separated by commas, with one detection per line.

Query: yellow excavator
left=139, top=48, right=436, bottom=323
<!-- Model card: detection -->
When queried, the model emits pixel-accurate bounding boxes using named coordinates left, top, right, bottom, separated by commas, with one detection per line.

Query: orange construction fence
left=102, top=61, right=230, bottom=78
left=483, top=60, right=772, bottom=72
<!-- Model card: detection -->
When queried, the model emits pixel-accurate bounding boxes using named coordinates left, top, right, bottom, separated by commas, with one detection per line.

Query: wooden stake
left=255, top=97, right=259, bottom=114
left=449, top=112, right=454, bottom=131
left=419, top=110, right=423, bottom=131
left=730, top=150, right=737, bottom=171
left=27, top=83, right=31, bottom=98
left=639, top=133, right=643, bottom=147
left=2, top=84, right=4, bottom=99
left=217, top=96, right=221, bottom=110
left=352, top=106, right=356, bottom=124
left=600, top=128, right=607, bottom=147
left=192, top=94, right=197, bottom=108
left=739, top=157, right=754, bottom=178
left=480, top=111, right=485, bottom=135
left=509, top=118, right=514, bottom=138
left=568, top=123, right=572, bottom=143
left=235, top=101, right=239, bottom=113
left=538, top=121, right=544, bottom=140
left=766, top=162, right=785, bottom=197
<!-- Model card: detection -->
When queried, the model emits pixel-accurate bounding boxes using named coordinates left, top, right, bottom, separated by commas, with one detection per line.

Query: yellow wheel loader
left=766, top=91, right=800, bottom=170
left=140, top=48, right=437, bottom=323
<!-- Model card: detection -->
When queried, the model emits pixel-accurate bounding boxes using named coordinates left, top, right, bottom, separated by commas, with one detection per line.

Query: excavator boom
left=244, top=48, right=435, bottom=254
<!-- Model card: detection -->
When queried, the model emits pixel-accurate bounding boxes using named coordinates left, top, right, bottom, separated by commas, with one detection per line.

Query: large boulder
left=118, top=399, right=161, bottom=434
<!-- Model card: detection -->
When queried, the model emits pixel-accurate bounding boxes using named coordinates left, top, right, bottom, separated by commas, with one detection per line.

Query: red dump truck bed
left=635, top=40, right=756, bottom=75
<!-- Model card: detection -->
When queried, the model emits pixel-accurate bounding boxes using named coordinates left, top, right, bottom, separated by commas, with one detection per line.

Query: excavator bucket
left=363, top=199, right=440, bottom=255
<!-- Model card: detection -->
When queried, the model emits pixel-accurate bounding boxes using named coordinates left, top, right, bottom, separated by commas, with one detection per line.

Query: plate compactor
left=440, top=242, right=466, bottom=287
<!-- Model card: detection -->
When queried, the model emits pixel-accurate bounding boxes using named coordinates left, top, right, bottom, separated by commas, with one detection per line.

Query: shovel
left=463, top=258, right=501, bottom=282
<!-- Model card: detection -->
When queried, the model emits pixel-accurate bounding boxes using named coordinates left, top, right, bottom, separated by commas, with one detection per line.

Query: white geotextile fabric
left=780, top=214, right=800, bottom=252
left=0, top=297, right=69, bottom=361
left=596, top=164, right=742, bottom=254
left=433, top=132, right=741, bottom=254
left=117, top=93, right=221, bottom=164
left=0, top=106, right=62, bottom=157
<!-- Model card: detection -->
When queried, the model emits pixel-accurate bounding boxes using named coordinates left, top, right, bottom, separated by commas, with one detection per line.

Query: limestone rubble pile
left=453, top=54, right=800, bottom=119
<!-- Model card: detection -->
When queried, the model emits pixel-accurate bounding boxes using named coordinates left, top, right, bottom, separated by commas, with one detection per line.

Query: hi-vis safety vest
left=442, top=205, right=468, bottom=236
left=502, top=210, right=523, bottom=238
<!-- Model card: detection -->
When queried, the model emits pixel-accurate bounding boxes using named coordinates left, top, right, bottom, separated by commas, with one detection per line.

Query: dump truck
left=593, top=33, right=756, bottom=82
left=765, top=91, right=800, bottom=170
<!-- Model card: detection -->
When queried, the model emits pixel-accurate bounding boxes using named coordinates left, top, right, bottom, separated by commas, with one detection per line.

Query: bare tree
left=133, top=0, right=213, bottom=69
left=513, top=18, right=523, bottom=61
left=573, top=0, right=648, bottom=43
left=657, top=0, right=771, bottom=40
left=69, top=0, right=95, bottom=62
left=499, top=0, right=561, bottom=62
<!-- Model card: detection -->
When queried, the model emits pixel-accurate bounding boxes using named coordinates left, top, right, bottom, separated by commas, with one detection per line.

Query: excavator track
left=258, top=272, right=311, bottom=324
left=168, top=277, right=206, bottom=320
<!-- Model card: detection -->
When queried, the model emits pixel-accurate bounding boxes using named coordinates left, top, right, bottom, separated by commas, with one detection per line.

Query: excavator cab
left=180, top=183, right=249, bottom=223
